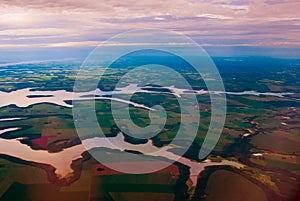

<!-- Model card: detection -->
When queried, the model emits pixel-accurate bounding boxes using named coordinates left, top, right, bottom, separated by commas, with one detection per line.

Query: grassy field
left=203, top=170, right=268, bottom=201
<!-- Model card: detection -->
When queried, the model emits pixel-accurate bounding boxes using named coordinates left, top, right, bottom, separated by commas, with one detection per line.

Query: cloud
left=0, top=28, right=73, bottom=36
left=0, top=0, right=298, bottom=52
left=154, top=17, right=166, bottom=21
left=196, top=13, right=233, bottom=19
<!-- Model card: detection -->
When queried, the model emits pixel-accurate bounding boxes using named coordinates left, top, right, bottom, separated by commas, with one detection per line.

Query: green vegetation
left=0, top=57, right=299, bottom=200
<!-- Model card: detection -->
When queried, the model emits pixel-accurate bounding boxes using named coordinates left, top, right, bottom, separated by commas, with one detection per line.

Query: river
left=0, top=85, right=293, bottom=186
left=0, top=84, right=295, bottom=109
left=0, top=129, right=244, bottom=186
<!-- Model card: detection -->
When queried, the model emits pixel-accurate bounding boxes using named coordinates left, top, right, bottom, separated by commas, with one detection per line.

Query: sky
left=0, top=0, right=299, bottom=61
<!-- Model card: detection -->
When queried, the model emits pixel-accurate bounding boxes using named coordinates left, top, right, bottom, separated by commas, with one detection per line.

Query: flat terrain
left=0, top=57, right=299, bottom=201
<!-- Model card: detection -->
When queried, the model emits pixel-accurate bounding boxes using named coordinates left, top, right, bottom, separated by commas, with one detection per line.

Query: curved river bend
left=1, top=85, right=293, bottom=186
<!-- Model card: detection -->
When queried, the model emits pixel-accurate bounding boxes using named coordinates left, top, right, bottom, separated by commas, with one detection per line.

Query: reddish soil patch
left=31, top=136, right=56, bottom=148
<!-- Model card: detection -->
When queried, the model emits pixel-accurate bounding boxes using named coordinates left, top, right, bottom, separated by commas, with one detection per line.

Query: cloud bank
left=0, top=0, right=299, bottom=57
